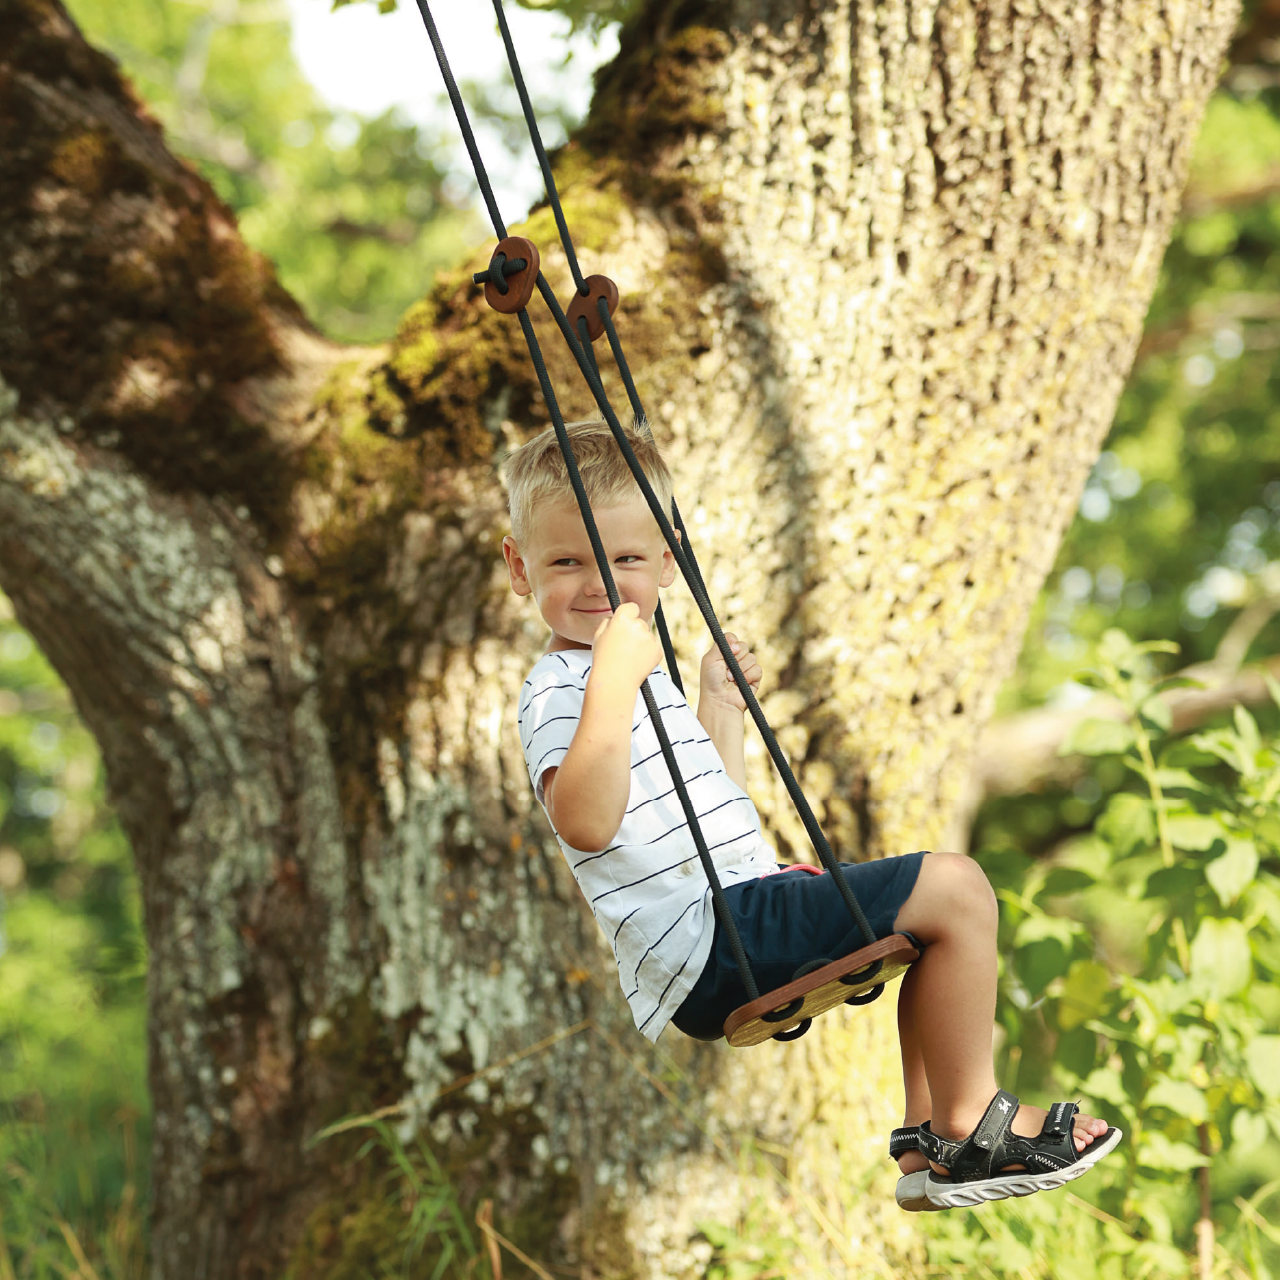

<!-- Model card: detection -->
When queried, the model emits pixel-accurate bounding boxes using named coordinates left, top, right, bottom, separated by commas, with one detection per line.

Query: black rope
left=416, top=0, right=765, bottom=1002
left=412, top=0, right=507, bottom=241
left=489, top=0, right=588, bottom=294
left=484, top=1, right=717, bottom=617
left=515, top=305, right=761, bottom=1003
left=577, top=316, right=684, bottom=696
left=534, top=275, right=878, bottom=950
left=475, top=0, right=870, bottom=939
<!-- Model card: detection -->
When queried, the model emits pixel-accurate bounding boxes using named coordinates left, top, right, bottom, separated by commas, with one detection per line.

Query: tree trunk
left=0, top=0, right=1237, bottom=1275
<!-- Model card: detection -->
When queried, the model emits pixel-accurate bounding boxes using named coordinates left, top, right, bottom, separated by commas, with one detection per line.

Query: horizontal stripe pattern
left=517, top=648, right=775, bottom=1041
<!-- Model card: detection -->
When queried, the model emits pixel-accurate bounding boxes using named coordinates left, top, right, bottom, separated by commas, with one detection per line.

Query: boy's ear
left=503, top=536, right=533, bottom=596
left=659, top=527, right=679, bottom=589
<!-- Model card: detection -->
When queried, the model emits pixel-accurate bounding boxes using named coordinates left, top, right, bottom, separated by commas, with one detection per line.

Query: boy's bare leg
left=892, top=853, right=1108, bottom=1172
left=895, top=962, right=932, bottom=1175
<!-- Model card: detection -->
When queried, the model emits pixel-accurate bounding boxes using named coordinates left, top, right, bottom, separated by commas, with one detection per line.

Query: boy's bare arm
left=697, top=636, right=761, bottom=791
left=543, top=604, right=661, bottom=852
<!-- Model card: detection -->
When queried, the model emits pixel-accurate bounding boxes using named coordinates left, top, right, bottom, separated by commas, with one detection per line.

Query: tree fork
left=0, top=0, right=1242, bottom=1275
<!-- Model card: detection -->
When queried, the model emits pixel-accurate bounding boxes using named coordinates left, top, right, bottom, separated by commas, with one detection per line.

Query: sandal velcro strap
left=917, top=1124, right=963, bottom=1166
left=889, top=1126, right=920, bottom=1160
left=1041, top=1101, right=1077, bottom=1140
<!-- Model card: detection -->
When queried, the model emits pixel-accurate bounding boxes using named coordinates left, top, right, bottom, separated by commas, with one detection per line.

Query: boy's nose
left=583, top=573, right=607, bottom=596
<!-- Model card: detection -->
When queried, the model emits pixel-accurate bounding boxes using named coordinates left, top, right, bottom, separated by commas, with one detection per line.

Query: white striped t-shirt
left=517, top=648, right=777, bottom=1041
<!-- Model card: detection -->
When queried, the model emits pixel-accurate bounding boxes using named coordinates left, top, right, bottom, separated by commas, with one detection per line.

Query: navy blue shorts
left=672, top=852, right=928, bottom=1041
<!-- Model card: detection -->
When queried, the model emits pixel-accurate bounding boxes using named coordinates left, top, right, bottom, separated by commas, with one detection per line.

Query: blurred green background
left=4, top=0, right=1280, bottom=1274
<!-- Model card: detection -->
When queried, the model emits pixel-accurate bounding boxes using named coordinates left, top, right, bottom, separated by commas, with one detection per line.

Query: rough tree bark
left=0, top=0, right=1238, bottom=1275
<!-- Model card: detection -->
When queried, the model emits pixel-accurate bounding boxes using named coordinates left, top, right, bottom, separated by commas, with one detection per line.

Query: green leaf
left=1265, top=672, right=1280, bottom=714
left=1190, top=918, right=1253, bottom=997
left=1059, top=717, right=1136, bottom=757
left=1255, top=812, right=1280, bottom=854
left=1041, top=867, right=1097, bottom=897
left=1205, top=838, right=1258, bottom=907
left=1145, top=1078, right=1208, bottom=1123
left=1190, top=730, right=1251, bottom=775
left=1258, top=765, right=1280, bottom=808
left=1152, top=768, right=1208, bottom=793
left=1231, top=1109, right=1271, bottom=1151
left=1096, top=792, right=1155, bottom=855
left=1234, top=704, right=1261, bottom=763
left=1056, top=960, right=1111, bottom=1031
left=1081, top=1067, right=1128, bottom=1109
left=1013, top=913, right=1080, bottom=946
left=1014, top=937, right=1070, bottom=999
left=1057, top=1026, right=1098, bottom=1080
left=1145, top=864, right=1202, bottom=899
left=1098, top=629, right=1139, bottom=670
left=1246, top=1036, right=1280, bottom=1099
left=1139, top=695, right=1173, bottom=733
left=1165, top=813, right=1228, bottom=851
left=1154, top=675, right=1206, bottom=694
left=977, top=847, right=1035, bottom=891
left=1138, top=1131, right=1209, bottom=1171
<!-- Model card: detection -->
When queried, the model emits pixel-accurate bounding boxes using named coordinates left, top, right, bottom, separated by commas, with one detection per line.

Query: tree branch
left=0, top=0, right=336, bottom=530
left=973, top=638, right=1280, bottom=805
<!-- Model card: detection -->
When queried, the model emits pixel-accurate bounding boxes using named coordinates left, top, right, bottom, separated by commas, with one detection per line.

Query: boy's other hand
left=699, top=635, right=761, bottom=712
left=592, top=602, right=661, bottom=689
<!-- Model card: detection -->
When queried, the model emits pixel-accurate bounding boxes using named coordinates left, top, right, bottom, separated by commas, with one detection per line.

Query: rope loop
left=838, top=957, right=884, bottom=986
left=760, top=996, right=805, bottom=1024
left=845, top=984, right=885, bottom=1007
left=772, top=1017, right=812, bottom=1042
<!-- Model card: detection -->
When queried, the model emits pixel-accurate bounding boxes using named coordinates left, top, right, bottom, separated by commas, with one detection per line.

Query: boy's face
left=503, top=498, right=677, bottom=650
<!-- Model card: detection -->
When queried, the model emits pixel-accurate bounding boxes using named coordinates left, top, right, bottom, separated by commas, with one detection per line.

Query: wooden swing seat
left=723, top=934, right=920, bottom=1047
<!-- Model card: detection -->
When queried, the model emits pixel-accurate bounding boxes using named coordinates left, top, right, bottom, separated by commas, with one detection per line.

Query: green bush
left=953, top=629, right=1280, bottom=1276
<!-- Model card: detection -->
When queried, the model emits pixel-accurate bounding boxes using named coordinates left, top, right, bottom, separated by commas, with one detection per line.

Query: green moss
left=581, top=21, right=733, bottom=184
left=48, top=127, right=116, bottom=195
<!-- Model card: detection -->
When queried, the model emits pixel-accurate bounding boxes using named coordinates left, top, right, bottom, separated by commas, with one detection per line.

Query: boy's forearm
left=546, top=680, right=635, bottom=851
left=698, top=701, right=747, bottom=790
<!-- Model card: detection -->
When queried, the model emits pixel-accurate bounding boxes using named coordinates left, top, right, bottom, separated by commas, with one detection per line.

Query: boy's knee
left=925, top=851, right=997, bottom=925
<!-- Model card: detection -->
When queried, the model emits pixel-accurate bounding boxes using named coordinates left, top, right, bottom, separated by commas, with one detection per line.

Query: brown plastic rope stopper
left=566, top=274, right=620, bottom=342
left=479, top=236, right=540, bottom=314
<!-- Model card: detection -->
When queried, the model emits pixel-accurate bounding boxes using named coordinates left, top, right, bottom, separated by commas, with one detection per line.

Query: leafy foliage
left=967, top=630, right=1280, bottom=1272
left=0, top=595, right=149, bottom=1277
left=336, top=0, right=643, bottom=37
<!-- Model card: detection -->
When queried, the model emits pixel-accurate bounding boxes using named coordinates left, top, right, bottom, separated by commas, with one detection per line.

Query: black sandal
left=890, top=1126, right=947, bottom=1212
left=918, top=1090, right=1122, bottom=1209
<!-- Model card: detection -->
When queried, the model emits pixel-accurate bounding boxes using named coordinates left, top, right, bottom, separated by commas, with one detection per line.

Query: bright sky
left=284, top=0, right=619, bottom=216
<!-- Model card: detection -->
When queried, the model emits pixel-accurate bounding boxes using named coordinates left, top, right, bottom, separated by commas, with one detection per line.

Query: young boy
left=503, top=420, right=1121, bottom=1211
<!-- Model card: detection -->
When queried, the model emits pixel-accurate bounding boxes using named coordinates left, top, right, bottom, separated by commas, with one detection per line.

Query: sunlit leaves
left=1246, top=1035, right=1280, bottom=1097
left=1059, top=717, right=1136, bottom=757
left=1205, top=837, right=1259, bottom=905
left=979, top=627, right=1280, bottom=1257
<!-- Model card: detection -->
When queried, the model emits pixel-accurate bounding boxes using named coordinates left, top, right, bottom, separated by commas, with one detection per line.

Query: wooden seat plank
left=723, top=934, right=919, bottom=1047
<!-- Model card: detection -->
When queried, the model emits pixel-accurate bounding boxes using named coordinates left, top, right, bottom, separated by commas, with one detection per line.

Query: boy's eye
left=615, top=554, right=641, bottom=564
left=552, top=557, right=578, bottom=567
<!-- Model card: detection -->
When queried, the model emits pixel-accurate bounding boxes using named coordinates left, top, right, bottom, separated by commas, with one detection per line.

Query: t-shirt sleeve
left=517, top=663, right=588, bottom=805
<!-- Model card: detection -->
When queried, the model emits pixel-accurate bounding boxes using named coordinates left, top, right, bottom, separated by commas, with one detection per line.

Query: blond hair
left=500, top=419, right=674, bottom=545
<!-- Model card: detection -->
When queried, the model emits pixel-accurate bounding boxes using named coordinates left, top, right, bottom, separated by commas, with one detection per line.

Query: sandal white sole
left=896, top=1170, right=947, bottom=1212
left=923, top=1126, right=1123, bottom=1209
